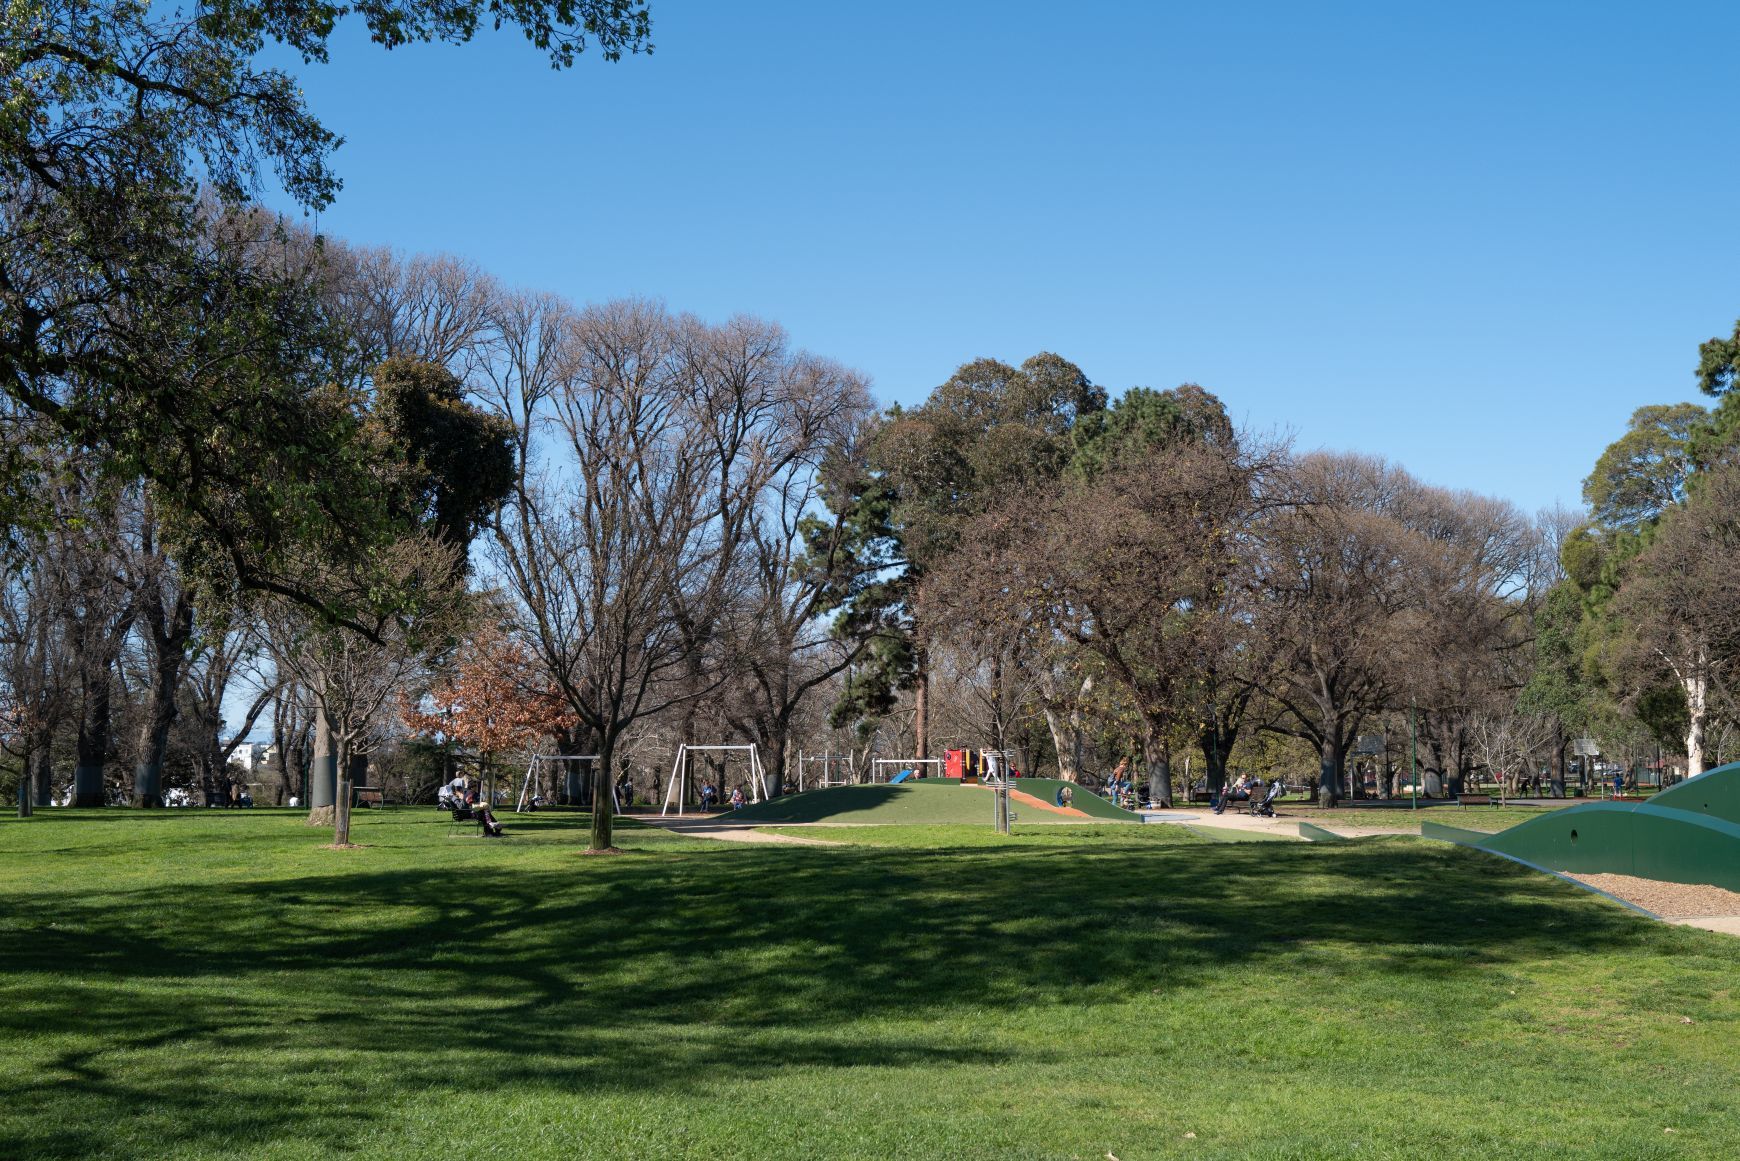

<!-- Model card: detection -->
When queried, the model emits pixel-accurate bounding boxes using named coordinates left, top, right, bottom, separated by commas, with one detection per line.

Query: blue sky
left=267, top=0, right=1740, bottom=516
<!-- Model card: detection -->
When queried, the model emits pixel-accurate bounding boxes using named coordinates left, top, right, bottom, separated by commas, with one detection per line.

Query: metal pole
left=1409, top=705, right=1418, bottom=811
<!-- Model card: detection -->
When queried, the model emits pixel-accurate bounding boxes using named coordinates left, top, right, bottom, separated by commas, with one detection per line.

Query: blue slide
left=889, top=770, right=914, bottom=784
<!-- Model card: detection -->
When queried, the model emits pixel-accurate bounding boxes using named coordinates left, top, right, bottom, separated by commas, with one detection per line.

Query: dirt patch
left=320, top=843, right=366, bottom=850
left=1565, top=872, right=1740, bottom=919
left=577, top=846, right=628, bottom=856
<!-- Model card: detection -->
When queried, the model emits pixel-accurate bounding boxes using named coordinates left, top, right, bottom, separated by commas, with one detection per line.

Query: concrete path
left=1139, top=808, right=1414, bottom=840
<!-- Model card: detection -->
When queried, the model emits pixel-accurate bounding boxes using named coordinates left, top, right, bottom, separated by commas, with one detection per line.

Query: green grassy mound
left=1010, top=777, right=1141, bottom=821
left=727, top=779, right=1139, bottom=825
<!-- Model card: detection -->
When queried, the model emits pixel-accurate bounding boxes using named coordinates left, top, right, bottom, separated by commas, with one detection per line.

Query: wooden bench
left=1457, top=793, right=1494, bottom=806
left=354, top=787, right=386, bottom=809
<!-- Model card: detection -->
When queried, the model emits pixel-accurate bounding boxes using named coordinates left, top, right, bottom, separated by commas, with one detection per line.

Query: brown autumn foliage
left=401, top=621, right=572, bottom=761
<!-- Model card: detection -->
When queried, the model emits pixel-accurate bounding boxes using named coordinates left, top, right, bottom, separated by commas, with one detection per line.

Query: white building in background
left=231, top=743, right=273, bottom=773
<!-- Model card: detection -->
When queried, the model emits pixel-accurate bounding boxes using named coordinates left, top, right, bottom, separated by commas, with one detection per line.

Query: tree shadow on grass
left=0, top=831, right=1712, bottom=1158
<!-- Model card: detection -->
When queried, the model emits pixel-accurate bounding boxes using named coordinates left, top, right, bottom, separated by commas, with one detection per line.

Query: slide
left=889, top=770, right=914, bottom=784
left=1008, top=787, right=1090, bottom=818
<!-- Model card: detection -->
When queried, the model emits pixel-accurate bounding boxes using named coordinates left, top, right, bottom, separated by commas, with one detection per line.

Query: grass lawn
left=1276, top=804, right=1577, bottom=834
left=4, top=807, right=1740, bottom=1159
left=754, top=824, right=1192, bottom=848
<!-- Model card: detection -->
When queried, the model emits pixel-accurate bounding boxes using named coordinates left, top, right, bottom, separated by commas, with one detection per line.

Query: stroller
left=1251, top=778, right=1285, bottom=817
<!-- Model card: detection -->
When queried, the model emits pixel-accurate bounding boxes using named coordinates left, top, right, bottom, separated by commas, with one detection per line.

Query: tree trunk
left=1684, top=653, right=1709, bottom=777
left=333, top=739, right=353, bottom=846
left=271, top=741, right=292, bottom=806
left=73, top=679, right=112, bottom=807
left=914, top=658, right=929, bottom=762
left=133, top=657, right=182, bottom=810
left=305, top=698, right=337, bottom=826
left=1143, top=724, right=1173, bottom=808
left=133, top=591, right=192, bottom=809
left=590, top=732, right=618, bottom=851
left=33, top=748, right=52, bottom=807
left=1199, top=722, right=1236, bottom=799
left=1041, top=693, right=1085, bottom=782
left=1317, top=734, right=1346, bottom=807
left=1551, top=726, right=1567, bottom=798
left=16, top=745, right=32, bottom=818
left=763, top=718, right=789, bottom=798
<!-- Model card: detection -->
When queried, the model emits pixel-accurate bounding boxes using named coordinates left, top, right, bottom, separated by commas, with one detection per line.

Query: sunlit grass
left=2, top=807, right=1737, bottom=1159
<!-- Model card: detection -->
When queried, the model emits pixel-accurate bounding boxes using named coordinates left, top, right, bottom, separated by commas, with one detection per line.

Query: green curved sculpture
left=1425, top=761, right=1740, bottom=892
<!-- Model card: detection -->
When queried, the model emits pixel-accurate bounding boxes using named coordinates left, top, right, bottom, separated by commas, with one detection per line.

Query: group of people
left=438, top=775, right=504, bottom=837
left=699, top=783, right=747, bottom=811
left=1102, top=759, right=1137, bottom=809
left=1212, top=774, right=1284, bottom=816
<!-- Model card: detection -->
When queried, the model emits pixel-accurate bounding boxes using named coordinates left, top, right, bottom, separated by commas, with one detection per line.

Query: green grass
left=1277, top=804, right=1578, bottom=833
left=727, top=780, right=1137, bottom=825
left=755, top=823, right=1197, bottom=848
left=5, top=806, right=1740, bottom=1158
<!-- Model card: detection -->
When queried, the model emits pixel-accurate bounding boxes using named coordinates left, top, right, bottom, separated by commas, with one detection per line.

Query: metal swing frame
left=870, top=757, right=943, bottom=784
left=662, top=744, right=771, bottom=817
left=514, top=753, right=606, bottom=814
left=797, top=751, right=853, bottom=790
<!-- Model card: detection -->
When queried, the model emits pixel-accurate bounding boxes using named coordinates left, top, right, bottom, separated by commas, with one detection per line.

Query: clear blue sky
left=268, top=0, right=1740, bottom=516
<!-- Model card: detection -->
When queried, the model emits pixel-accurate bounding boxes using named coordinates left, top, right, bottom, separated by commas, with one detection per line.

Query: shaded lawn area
left=3, top=809, right=1739, bottom=1159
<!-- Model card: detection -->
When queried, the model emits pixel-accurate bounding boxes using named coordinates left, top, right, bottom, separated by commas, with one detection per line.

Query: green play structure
left=1424, top=760, right=1740, bottom=891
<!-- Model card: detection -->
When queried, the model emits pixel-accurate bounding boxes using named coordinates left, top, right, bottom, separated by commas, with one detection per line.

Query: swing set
left=514, top=754, right=612, bottom=814
left=870, top=756, right=943, bottom=783
left=662, top=744, right=772, bottom=817
left=798, top=752, right=852, bottom=789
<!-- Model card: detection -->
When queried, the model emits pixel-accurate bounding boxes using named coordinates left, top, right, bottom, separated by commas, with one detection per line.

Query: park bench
left=1457, top=793, right=1495, bottom=806
left=354, top=787, right=386, bottom=809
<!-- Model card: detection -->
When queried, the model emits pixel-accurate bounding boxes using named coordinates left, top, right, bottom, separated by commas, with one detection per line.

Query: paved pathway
left=1139, top=808, right=1414, bottom=840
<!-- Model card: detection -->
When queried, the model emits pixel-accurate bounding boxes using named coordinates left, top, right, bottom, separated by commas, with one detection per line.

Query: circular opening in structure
left=1570, top=829, right=1579, bottom=843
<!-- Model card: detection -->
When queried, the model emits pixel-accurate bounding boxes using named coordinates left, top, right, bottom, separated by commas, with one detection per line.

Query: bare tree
left=957, top=438, right=1260, bottom=807
left=0, top=549, right=73, bottom=814
left=40, top=478, right=138, bottom=806
left=183, top=615, right=281, bottom=803
left=1252, top=453, right=1425, bottom=805
left=712, top=354, right=877, bottom=796
left=271, top=535, right=467, bottom=842
left=486, top=300, right=862, bottom=848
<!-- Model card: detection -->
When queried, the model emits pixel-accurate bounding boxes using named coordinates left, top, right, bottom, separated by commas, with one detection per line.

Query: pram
left=1250, top=778, right=1285, bottom=817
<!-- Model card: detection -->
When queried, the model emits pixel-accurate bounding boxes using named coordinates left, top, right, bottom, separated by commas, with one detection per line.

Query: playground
left=7, top=781, right=1740, bottom=1160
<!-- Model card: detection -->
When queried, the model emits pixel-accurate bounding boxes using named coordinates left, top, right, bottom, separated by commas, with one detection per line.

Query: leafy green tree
left=1, top=0, right=648, bottom=622
left=1518, top=579, right=1599, bottom=795
left=1581, top=403, right=1706, bottom=532
left=369, top=358, right=516, bottom=555
left=1068, top=382, right=1235, bottom=479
